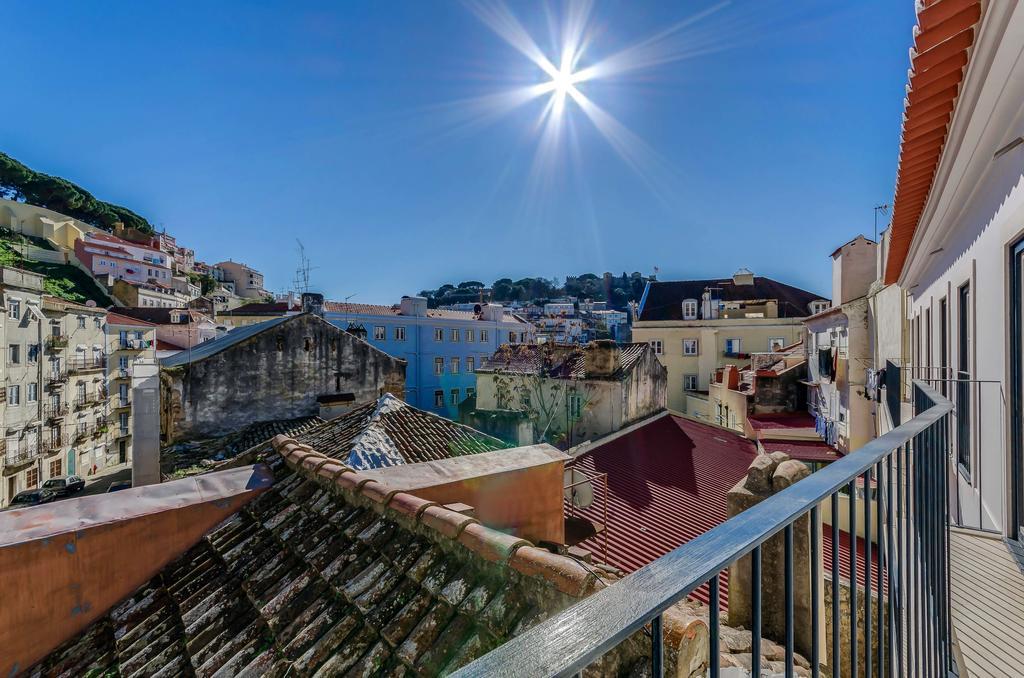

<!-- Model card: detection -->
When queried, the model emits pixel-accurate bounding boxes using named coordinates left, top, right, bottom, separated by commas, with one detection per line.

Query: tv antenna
left=293, top=239, right=318, bottom=294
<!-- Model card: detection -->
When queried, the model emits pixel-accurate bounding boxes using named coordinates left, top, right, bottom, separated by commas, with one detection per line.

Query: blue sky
left=2, top=1, right=914, bottom=303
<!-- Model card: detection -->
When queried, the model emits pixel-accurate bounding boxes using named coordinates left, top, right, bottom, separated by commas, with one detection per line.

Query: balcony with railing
left=73, top=391, right=105, bottom=410
left=3, top=444, right=39, bottom=467
left=45, top=371, right=68, bottom=388
left=44, top=335, right=68, bottom=352
left=456, top=381, right=1015, bottom=677
left=67, top=356, right=107, bottom=374
left=44, top=403, right=69, bottom=420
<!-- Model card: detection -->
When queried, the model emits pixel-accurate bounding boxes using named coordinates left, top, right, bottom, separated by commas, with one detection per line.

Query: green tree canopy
left=0, top=152, right=154, bottom=234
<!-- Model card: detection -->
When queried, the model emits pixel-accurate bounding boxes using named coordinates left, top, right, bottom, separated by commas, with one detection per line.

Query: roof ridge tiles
left=270, top=434, right=600, bottom=597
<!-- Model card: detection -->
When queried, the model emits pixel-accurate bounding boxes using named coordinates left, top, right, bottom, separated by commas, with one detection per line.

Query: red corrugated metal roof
left=884, top=0, right=982, bottom=284
left=747, top=412, right=816, bottom=432
left=762, top=439, right=843, bottom=463
left=570, top=414, right=881, bottom=607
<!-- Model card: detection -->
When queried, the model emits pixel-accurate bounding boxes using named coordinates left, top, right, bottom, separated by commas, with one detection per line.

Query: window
left=395, top=326, right=406, bottom=341
left=957, top=282, right=972, bottom=474
left=466, top=387, right=476, bottom=398
left=568, top=393, right=583, bottom=419
left=480, top=329, right=489, bottom=343
left=725, top=338, right=742, bottom=355
left=811, top=300, right=830, bottom=315
left=769, top=337, right=786, bottom=351
left=119, top=356, right=129, bottom=370
left=466, top=356, right=475, bottom=372
left=434, top=328, right=444, bottom=342
left=77, top=382, right=86, bottom=401
left=77, top=316, right=86, bottom=329
left=7, top=385, right=19, bottom=405
left=434, top=357, right=444, bottom=375
left=49, top=459, right=62, bottom=477
left=94, top=318, right=101, bottom=329
left=450, top=389, right=460, bottom=405
left=27, top=343, right=39, bottom=364
left=26, top=468, right=38, bottom=489
left=683, top=339, right=699, bottom=356
left=373, top=326, right=386, bottom=341
left=8, top=344, right=19, bottom=365
left=27, top=383, right=37, bottom=403
left=119, top=412, right=129, bottom=434
left=8, top=300, right=19, bottom=319
left=682, top=299, right=698, bottom=320
left=684, top=374, right=699, bottom=391
left=450, top=328, right=460, bottom=342
left=466, top=329, right=475, bottom=342
left=508, top=331, right=516, bottom=343
left=119, top=383, right=129, bottom=406
left=450, top=357, right=460, bottom=374
left=434, top=390, right=444, bottom=407
left=649, top=340, right=663, bottom=355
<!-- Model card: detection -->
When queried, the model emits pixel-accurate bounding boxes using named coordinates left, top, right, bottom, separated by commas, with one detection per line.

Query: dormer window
left=682, top=299, right=698, bottom=320
left=810, top=300, right=831, bottom=315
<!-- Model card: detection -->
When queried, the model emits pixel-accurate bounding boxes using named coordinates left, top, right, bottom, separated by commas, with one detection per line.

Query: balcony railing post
left=651, top=614, right=663, bottom=677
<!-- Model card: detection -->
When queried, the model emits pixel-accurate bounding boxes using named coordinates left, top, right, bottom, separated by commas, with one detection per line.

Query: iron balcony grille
left=45, top=403, right=69, bottom=419
left=455, top=380, right=956, bottom=678
left=67, top=357, right=107, bottom=373
left=46, top=372, right=68, bottom=386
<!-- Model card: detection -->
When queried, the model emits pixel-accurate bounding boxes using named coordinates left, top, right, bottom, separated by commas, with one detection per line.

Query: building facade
left=471, top=341, right=667, bottom=447
left=159, top=313, right=406, bottom=442
left=74, top=230, right=172, bottom=285
left=213, top=260, right=267, bottom=299
left=632, top=270, right=829, bottom=415
left=323, top=297, right=535, bottom=417
left=105, top=312, right=157, bottom=473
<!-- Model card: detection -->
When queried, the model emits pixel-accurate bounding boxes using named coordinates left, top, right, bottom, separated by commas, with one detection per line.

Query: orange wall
left=0, top=467, right=270, bottom=676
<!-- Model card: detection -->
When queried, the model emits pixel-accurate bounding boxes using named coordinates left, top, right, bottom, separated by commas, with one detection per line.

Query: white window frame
left=725, top=338, right=742, bottom=354
left=27, top=382, right=37, bottom=403
left=434, top=390, right=444, bottom=407
left=466, top=329, right=475, bottom=342
left=450, top=357, right=460, bottom=374
left=769, top=337, right=786, bottom=351
left=434, top=357, right=444, bottom=375
left=394, top=326, right=406, bottom=341
left=683, top=374, right=699, bottom=391
left=480, top=329, right=489, bottom=343
left=450, top=389, right=460, bottom=406
left=8, top=385, right=19, bottom=406
left=466, top=356, right=475, bottom=372
left=650, top=339, right=663, bottom=355
left=683, top=339, right=699, bottom=356
left=8, top=300, right=19, bottom=320
left=434, top=328, right=444, bottom=342
left=373, top=326, right=386, bottom=341
left=450, top=328, right=460, bottom=342
left=682, top=299, right=698, bottom=320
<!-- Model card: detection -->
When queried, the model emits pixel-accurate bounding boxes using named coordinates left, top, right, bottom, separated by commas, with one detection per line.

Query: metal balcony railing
left=74, top=394, right=103, bottom=410
left=46, top=372, right=68, bottom=387
left=3, top=446, right=39, bottom=466
left=456, top=381, right=956, bottom=678
left=44, top=403, right=69, bottom=420
left=67, top=357, right=107, bottom=373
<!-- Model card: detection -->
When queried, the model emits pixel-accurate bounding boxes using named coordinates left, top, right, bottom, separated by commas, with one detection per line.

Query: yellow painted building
left=632, top=270, right=828, bottom=414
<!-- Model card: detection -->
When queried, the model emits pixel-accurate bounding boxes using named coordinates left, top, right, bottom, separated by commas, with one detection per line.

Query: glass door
left=1011, top=239, right=1024, bottom=543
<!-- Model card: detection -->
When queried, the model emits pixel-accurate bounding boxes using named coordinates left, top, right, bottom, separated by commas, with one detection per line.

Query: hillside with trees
left=0, top=152, right=154, bottom=234
left=420, top=272, right=651, bottom=310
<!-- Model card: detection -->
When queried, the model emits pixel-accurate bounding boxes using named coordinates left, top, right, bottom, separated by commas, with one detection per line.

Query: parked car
left=41, top=475, right=86, bottom=497
left=8, top=488, right=57, bottom=508
left=107, top=480, right=132, bottom=493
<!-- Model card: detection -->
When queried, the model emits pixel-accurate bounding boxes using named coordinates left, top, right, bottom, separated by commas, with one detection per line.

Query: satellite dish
left=563, top=468, right=595, bottom=509
left=85, top=300, right=97, bottom=307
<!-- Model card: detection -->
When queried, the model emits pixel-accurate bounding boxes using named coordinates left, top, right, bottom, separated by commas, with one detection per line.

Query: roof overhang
left=884, top=0, right=983, bottom=285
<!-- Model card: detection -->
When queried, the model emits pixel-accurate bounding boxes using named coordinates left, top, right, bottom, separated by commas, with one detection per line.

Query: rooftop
left=638, top=277, right=826, bottom=322
left=159, top=315, right=293, bottom=367
left=19, top=439, right=604, bottom=676
left=105, top=311, right=157, bottom=328
left=324, top=300, right=530, bottom=324
left=477, top=342, right=651, bottom=381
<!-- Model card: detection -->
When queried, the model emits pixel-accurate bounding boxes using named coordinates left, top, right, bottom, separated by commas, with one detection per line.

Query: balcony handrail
left=455, top=380, right=954, bottom=677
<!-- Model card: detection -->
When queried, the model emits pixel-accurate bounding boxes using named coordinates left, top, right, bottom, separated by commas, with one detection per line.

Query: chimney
left=732, top=267, right=755, bottom=285
left=727, top=452, right=814, bottom=658
left=479, top=303, right=505, bottom=322
left=302, top=292, right=324, bottom=317
left=723, top=364, right=740, bottom=390
left=399, top=296, right=428, bottom=317
left=584, top=339, right=621, bottom=377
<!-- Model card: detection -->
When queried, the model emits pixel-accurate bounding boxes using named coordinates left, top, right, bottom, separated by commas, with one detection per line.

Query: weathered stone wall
left=752, top=362, right=808, bottom=414
left=621, top=346, right=669, bottom=426
left=824, top=575, right=888, bottom=677
left=161, top=314, right=406, bottom=442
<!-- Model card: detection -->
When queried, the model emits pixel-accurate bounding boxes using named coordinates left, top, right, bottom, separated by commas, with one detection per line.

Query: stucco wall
left=161, top=314, right=406, bottom=442
left=633, top=318, right=806, bottom=411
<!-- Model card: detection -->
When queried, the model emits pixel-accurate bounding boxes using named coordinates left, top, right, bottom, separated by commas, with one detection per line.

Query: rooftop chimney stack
left=584, top=339, right=621, bottom=377
left=732, top=268, right=755, bottom=286
left=301, top=292, right=324, bottom=317
left=400, top=296, right=428, bottom=317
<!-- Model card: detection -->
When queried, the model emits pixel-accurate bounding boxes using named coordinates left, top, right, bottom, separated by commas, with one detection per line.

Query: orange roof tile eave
left=884, top=0, right=981, bottom=285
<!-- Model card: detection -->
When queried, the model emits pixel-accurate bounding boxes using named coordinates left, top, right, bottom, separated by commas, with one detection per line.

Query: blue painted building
left=323, top=297, right=535, bottom=417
